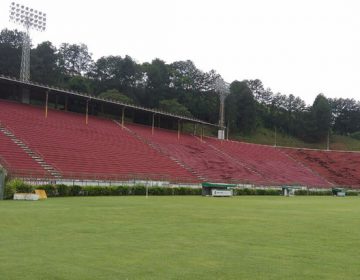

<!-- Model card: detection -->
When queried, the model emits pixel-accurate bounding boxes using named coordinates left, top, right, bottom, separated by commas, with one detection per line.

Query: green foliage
left=69, top=185, right=82, bottom=196
left=98, top=89, right=133, bottom=104
left=57, top=184, right=70, bottom=196
left=68, top=75, right=92, bottom=93
left=234, top=188, right=281, bottom=196
left=31, top=41, right=61, bottom=85
left=159, top=99, right=192, bottom=117
left=4, top=182, right=16, bottom=199
left=58, top=43, right=93, bottom=76
left=307, top=94, right=331, bottom=142
left=330, top=98, right=360, bottom=135
left=346, top=190, right=359, bottom=196
left=350, top=131, right=360, bottom=140
left=7, top=184, right=202, bottom=197
left=0, top=29, right=22, bottom=78
left=4, top=179, right=33, bottom=199
left=295, top=190, right=332, bottom=196
left=227, top=81, right=256, bottom=134
left=36, top=184, right=57, bottom=197
left=294, top=189, right=309, bottom=195
left=132, top=185, right=146, bottom=195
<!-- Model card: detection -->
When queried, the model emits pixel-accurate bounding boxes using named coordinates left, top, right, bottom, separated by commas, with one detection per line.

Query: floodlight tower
left=214, top=76, right=230, bottom=140
left=9, top=2, right=47, bottom=82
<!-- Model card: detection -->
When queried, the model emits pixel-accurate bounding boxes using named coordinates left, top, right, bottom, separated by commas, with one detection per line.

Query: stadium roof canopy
left=0, top=75, right=219, bottom=128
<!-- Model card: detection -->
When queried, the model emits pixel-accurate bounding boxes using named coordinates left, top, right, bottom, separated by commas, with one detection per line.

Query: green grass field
left=1, top=196, right=360, bottom=280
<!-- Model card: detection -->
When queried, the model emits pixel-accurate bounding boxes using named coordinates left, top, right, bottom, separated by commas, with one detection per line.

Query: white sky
left=1, top=0, right=360, bottom=105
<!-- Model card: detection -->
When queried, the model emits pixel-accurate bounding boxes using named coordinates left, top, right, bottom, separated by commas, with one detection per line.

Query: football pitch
left=1, top=196, right=359, bottom=280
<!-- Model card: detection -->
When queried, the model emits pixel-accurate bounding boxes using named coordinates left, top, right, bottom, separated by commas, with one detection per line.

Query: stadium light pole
left=9, top=2, right=47, bottom=82
left=214, top=76, right=230, bottom=140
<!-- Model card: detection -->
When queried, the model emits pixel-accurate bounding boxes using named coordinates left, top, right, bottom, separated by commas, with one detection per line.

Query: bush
left=114, top=186, right=130, bottom=195
left=148, top=187, right=166, bottom=195
left=350, top=131, right=360, bottom=140
left=308, top=190, right=332, bottom=196
left=294, top=190, right=309, bottom=196
left=57, top=184, right=70, bottom=196
left=234, top=188, right=256, bottom=195
left=4, top=182, right=16, bottom=199
left=133, top=185, right=146, bottom=195
left=69, top=185, right=82, bottom=196
left=6, top=184, right=204, bottom=198
left=4, top=179, right=34, bottom=199
left=36, top=184, right=57, bottom=197
left=346, top=191, right=359, bottom=196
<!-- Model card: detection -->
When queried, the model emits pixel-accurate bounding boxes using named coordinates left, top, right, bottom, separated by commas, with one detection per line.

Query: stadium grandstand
left=0, top=75, right=360, bottom=188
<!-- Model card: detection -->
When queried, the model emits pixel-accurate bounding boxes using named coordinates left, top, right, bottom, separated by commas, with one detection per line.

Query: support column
left=274, top=127, right=277, bottom=147
left=21, top=88, right=30, bottom=104
left=65, top=96, right=68, bottom=111
left=201, top=126, right=204, bottom=142
left=177, top=119, right=181, bottom=140
left=45, top=91, right=49, bottom=119
left=194, top=123, right=197, bottom=136
left=55, top=94, right=58, bottom=109
left=85, top=99, right=89, bottom=125
left=121, top=107, right=125, bottom=129
left=152, top=114, right=155, bottom=135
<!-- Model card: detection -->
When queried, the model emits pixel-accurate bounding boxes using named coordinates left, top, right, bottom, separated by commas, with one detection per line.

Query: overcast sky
left=1, top=0, right=359, bottom=104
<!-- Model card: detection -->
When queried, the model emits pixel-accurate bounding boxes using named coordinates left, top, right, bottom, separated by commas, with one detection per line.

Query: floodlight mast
left=9, top=2, right=47, bottom=82
left=214, top=76, right=230, bottom=140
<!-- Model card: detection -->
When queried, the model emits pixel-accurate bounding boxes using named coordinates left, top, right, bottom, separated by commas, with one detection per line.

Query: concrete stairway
left=0, top=124, right=62, bottom=179
left=114, top=120, right=205, bottom=182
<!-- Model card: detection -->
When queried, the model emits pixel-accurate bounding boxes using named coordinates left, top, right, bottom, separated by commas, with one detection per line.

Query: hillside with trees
left=1, top=28, right=360, bottom=150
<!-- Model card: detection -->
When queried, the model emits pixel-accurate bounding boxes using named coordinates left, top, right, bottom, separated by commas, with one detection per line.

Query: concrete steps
left=113, top=120, right=204, bottom=182
left=0, top=125, right=62, bottom=179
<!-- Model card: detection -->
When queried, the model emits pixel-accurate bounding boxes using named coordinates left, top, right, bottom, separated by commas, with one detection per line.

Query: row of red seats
left=206, top=138, right=331, bottom=187
left=0, top=131, right=47, bottom=177
left=283, top=148, right=360, bottom=187
left=0, top=100, right=198, bottom=182
left=1, top=99, right=360, bottom=187
left=127, top=124, right=265, bottom=184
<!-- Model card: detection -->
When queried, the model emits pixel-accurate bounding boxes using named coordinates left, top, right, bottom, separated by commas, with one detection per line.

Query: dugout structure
left=202, top=182, right=236, bottom=196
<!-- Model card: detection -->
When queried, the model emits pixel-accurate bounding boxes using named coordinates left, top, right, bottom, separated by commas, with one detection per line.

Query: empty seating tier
left=0, top=100, right=197, bottom=182
left=205, top=138, right=331, bottom=187
left=283, top=148, right=360, bottom=187
left=1, top=99, right=360, bottom=187
left=127, top=124, right=268, bottom=184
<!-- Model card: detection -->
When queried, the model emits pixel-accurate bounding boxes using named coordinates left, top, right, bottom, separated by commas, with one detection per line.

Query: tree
left=0, top=29, right=23, bottom=77
left=98, top=89, right=133, bottom=104
left=58, top=43, right=93, bottom=76
left=141, top=59, right=171, bottom=108
left=31, top=41, right=60, bottom=85
left=226, top=81, right=256, bottom=134
left=329, top=98, right=360, bottom=134
left=159, top=99, right=192, bottom=117
left=307, top=94, right=331, bottom=141
left=91, top=55, right=141, bottom=94
left=170, top=60, right=215, bottom=92
left=67, top=76, right=92, bottom=93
